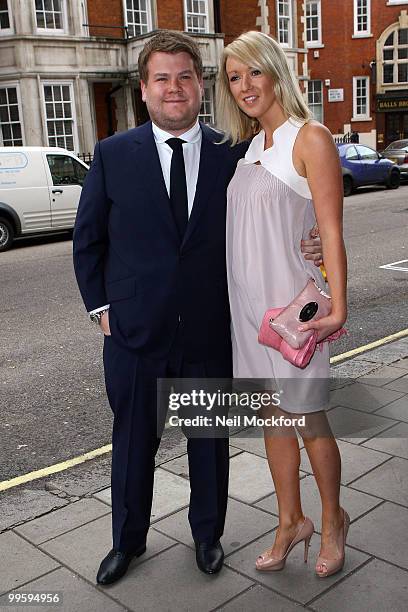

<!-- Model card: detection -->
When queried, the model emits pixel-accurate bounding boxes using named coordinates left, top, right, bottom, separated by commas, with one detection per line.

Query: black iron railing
left=334, top=132, right=359, bottom=144
left=76, top=152, right=93, bottom=164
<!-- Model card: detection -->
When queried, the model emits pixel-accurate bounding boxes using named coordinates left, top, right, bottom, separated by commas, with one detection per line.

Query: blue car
left=337, top=143, right=400, bottom=196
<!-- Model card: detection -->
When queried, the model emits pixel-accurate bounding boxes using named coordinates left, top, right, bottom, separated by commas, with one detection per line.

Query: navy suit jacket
left=73, top=121, right=247, bottom=361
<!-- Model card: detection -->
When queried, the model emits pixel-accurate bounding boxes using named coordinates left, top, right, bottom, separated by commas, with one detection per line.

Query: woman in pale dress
left=217, top=31, right=349, bottom=577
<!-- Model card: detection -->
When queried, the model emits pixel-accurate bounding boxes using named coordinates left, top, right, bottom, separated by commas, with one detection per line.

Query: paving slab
left=255, top=474, right=381, bottom=531
left=230, top=428, right=268, bottom=457
left=0, top=567, right=125, bottom=612
left=106, top=543, right=253, bottom=612
left=391, top=358, right=408, bottom=369
left=350, top=456, right=408, bottom=505
left=326, top=406, right=397, bottom=442
left=0, top=487, right=68, bottom=532
left=161, top=446, right=241, bottom=480
left=362, top=421, right=408, bottom=459
left=329, top=382, right=403, bottom=413
left=383, top=375, right=408, bottom=393
left=310, top=558, right=408, bottom=612
left=359, top=341, right=408, bottom=365
left=93, top=467, right=191, bottom=522
left=346, top=502, right=408, bottom=569
left=225, top=531, right=368, bottom=605
left=299, top=439, right=390, bottom=485
left=154, top=497, right=278, bottom=556
left=14, top=498, right=111, bottom=545
left=0, top=531, right=60, bottom=595
left=359, top=365, right=408, bottom=387
left=218, top=584, right=304, bottom=611
left=228, top=452, right=274, bottom=503
left=40, top=514, right=176, bottom=583
left=375, top=396, right=408, bottom=422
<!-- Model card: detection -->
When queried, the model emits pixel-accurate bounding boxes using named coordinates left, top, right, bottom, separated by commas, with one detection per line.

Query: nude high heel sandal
left=315, top=508, right=350, bottom=578
left=255, top=516, right=314, bottom=572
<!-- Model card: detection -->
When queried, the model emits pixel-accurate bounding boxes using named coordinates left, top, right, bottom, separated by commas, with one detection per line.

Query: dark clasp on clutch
left=299, top=301, right=318, bottom=322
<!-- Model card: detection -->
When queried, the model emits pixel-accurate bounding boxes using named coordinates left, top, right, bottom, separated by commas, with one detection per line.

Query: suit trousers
left=103, top=329, right=230, bottom=553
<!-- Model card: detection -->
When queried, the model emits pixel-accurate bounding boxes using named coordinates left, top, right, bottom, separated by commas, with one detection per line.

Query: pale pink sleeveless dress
left=226, top=119, right=330, bottom=413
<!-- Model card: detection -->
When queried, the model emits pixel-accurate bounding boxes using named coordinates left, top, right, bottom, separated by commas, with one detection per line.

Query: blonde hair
left=217, top=31, right=312, bottom=145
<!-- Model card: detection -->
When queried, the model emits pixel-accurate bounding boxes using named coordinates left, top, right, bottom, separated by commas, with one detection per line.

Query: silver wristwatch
left=90, top=308, right=109, bottom=324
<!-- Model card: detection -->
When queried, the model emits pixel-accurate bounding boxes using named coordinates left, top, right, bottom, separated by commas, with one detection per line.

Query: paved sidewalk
left=1, top=339, right=408, bottom=611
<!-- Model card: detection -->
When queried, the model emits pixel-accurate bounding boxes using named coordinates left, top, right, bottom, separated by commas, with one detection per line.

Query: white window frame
left=386, top=1, right=408, bottom=5
left=0, top=82, right=25, bottom=146
left=35, top=0, right=67, bottom=35
left=353, top=0, right=371, bottom=38
left=198, top=84, right=214, bottom=124
left=381, top=28, right=408, bottom=85
left=123, top=0, right=152, bottom=38
left=0, top=0, right=13, bottom=35
left=40, top=81, right=79, bottom=152
left=352, top=76, right=370, bottom=121
left=184, top=0, right=209, bottom=34
left=276, top=0, right=293, bottom=47
left=307, top=80, right=323, bottom=123
left=306, top=0, right=322, bottom=48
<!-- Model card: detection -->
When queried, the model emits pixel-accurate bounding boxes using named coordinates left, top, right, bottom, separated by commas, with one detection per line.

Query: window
left=35, top=0, right=65, bottom=31
left=198, top=86, right=214, bottom=124
left=43, top=83, right=77, bottom=151
left=382, top=28, right=408, bottom=84
left=125, top=0, right=152, bottom=37
left=47, top=155, right=88, bottom=186
left=356, top=145, right=378, bottom=160
left=185, top=0, right=208, bottom=34
left=0, top=0, right=12, bottom=34
left=353, top=76, right=370, bottom=119
left=0, top=86, right=24, bottom=146
left=277, top=0, right=292, bottom=46
left=306, top=1, right=321, bottom=46
left=345, top=146, right=359, bottom=160
left=354, top=0, right=371, bottom=36
left=308, top=80, right=323, bottom=123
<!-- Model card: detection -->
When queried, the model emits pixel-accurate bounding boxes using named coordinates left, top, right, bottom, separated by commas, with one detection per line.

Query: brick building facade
left=1, top=1, right=407, bottom=152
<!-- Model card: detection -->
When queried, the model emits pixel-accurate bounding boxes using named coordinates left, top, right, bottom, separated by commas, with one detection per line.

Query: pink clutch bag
left=258, top=279, right=347, bottom=369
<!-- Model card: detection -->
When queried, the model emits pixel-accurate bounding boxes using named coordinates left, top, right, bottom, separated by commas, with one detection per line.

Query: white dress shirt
left=90, top=120, right=202, bottom=315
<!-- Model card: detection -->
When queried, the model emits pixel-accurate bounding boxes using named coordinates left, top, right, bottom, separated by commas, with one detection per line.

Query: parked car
left=337, top=143, right=400, bottom=197
left=382, top=139, right=408, bottom=179
left=0, top=147, right=89, bottom=251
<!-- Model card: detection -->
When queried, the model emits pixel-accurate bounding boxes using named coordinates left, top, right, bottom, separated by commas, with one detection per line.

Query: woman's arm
left=295, top=121, right=347, bottom=341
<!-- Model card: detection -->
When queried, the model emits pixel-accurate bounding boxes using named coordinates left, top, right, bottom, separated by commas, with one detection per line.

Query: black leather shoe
left=195, top=540, right=224, bottom=575
left=96, top=545, right=146, bottom=585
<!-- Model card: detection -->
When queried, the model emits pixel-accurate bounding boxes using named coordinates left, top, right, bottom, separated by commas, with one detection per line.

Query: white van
left=0, top=147, right=89, bottom=251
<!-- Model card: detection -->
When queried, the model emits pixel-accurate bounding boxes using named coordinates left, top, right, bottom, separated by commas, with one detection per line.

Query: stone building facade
left=1, top=1, right=405, bottom=152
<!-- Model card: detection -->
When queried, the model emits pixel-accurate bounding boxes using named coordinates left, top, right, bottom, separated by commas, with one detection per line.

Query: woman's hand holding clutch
left=298, top=312, right=347, bottom=344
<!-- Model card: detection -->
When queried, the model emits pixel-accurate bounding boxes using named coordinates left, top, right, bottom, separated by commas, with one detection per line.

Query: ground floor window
left=353, top=76, right=370, bottom=119
left=0, top=85, right=24, bottom=146
left=308, top=80, right=323, bottom=123
left=198, top=85, right=214, bottom=124
left=43, top=82, right=77, bottom=150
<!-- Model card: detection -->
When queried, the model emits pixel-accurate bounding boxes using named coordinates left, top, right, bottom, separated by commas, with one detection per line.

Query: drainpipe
left=213, top=0, right=221, bottom=33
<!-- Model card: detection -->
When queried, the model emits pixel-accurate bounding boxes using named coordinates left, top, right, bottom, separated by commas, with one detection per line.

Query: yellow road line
left=2, top=327, right=408, bottom=493
left=0, top=444, right=112, bottom=493
left=330, top=327, right=408, bottom=364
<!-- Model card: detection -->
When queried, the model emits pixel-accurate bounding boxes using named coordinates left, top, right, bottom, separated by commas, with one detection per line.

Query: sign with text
left=328, top=89, right=344, bottom=102
left=377, top=98, right=408, bottom=112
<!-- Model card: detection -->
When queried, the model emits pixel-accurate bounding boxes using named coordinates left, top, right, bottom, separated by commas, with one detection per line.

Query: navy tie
left=166, top=138, right=188, bottom=240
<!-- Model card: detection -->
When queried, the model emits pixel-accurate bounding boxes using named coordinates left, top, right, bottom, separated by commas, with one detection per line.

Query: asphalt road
left=1, top=183, right=407, bottom=482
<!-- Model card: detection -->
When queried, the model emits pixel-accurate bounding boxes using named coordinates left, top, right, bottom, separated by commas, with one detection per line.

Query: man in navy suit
left=73, top=30, right=321, bottom=586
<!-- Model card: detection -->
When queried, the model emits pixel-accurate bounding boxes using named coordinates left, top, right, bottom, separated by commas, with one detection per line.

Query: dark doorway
left=385, top=112, right=408, bottom=146
left=134, top=87, right=150, bottom=126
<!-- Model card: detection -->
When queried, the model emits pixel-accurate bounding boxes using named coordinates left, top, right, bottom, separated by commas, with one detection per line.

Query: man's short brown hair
left=138, top=30, right=203, bottom=82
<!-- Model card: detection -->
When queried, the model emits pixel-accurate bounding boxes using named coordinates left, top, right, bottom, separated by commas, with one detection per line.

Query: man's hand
left=100, top=310, right=111, bottom=336
left=301, top=224, right=323, bottom=267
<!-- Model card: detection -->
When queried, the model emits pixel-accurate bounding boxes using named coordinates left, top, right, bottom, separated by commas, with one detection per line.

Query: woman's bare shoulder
left=298, top=120, right=334, bottom=148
